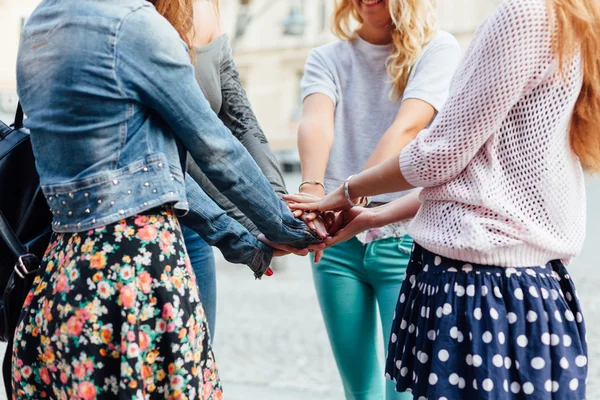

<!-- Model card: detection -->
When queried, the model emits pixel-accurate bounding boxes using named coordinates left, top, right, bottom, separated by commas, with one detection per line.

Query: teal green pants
left=312, top=236, right=414, bottom=400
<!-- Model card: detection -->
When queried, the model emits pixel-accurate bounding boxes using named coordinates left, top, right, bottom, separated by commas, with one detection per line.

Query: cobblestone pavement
left=0, top=176, right=598, bottom=400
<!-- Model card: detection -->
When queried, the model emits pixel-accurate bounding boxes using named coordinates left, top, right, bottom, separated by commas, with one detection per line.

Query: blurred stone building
left=0, top=0, right=498, bottom=152
left=218, top=0, right=498, bottom=155
left=0, top=0, right=40, bottom=122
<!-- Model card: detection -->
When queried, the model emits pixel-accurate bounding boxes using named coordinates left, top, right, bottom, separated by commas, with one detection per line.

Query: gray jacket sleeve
left=187, top=39, right=288, bottom=236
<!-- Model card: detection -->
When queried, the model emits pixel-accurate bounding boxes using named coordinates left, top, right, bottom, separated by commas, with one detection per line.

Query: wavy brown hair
left=150, top=0, right=195, bottom=58
left=549, top=0, right=600, bottom=172
left=332, top=0, right=437, bottom=98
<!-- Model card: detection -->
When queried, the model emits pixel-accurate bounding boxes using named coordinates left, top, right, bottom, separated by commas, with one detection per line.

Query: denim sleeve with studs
left=113, top=7, right=318, bottom=247
left=17, top=0, right=319, bottom=248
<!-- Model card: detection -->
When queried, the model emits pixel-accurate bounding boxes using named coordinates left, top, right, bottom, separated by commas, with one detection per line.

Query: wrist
left=251, top=241, right=274, bottom=279
left=299, top=182, right=325, bottom=198
left=365, top=207, right=385, bottom=230
left=344, top=175, right=368, bottom=207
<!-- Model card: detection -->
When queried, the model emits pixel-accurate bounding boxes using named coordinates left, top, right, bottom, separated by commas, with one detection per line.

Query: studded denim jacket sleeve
left=181, top=175, right=273, bottom=277
left=114, top=7, right=319, bottom=247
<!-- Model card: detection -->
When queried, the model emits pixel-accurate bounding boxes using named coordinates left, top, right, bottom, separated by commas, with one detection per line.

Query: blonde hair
left=332, top=0, right=437, bottom=98
left=549, top=0, right=600, bottom=172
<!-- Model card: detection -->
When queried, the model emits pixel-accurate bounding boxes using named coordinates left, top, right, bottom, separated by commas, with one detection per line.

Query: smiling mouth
left=361, top=0, right=384, bottom=6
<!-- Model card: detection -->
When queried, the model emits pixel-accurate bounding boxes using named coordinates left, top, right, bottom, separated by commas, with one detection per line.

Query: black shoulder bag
left=0, top=103, right=52, bottom=395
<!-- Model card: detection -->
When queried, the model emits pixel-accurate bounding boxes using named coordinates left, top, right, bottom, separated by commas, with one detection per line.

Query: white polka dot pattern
left=386, top=244, right=587, bottom=398
left=400, top=0, right=586, bottom=268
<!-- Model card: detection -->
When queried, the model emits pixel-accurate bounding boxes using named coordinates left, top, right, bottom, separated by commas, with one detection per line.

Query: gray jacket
left=189, top=34, right=287, bottom=236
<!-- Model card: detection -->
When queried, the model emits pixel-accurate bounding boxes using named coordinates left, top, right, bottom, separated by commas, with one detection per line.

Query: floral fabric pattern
left=356, top=220, right=411, bottom=244
left=12, top=208, right=221, bottom=400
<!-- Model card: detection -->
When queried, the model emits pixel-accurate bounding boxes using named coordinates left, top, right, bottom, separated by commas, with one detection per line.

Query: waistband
left=43, top=154, right=188, bottom=232
left=415, top=243, right=564, bottom=277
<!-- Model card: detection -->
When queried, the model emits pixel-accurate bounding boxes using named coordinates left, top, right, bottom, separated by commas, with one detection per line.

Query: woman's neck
left=357, top=25, right=393, bottom=45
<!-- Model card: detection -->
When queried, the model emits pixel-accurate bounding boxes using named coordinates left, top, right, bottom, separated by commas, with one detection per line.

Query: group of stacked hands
left=260, top=179, right=379, bottom=266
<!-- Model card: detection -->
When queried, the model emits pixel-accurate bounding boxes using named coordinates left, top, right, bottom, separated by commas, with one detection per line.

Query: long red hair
left=550, top=0, right=600, bottom=172
left=150, top=0, right=195, bottom=57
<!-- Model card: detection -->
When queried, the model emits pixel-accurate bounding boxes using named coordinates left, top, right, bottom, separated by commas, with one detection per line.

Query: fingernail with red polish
left=265, top=268, right=274, bottom=276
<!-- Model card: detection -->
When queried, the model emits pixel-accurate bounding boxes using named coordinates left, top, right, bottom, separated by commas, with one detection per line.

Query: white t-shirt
left=301, top=31, right=461, bottom=204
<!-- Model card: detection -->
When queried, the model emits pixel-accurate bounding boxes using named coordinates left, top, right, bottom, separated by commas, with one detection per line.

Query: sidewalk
left=211, top=252, right=348, bottom=400
left=224, top=383, right=344, bottom=400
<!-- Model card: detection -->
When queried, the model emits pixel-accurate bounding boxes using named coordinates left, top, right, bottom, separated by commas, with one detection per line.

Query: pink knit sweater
left=400, top=0, right=586, bottom=266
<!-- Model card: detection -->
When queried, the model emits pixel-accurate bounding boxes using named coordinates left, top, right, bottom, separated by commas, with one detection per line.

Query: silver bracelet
left=298, top=180, right=325, bottom=192
left=344, top=175, right=361, bottom=207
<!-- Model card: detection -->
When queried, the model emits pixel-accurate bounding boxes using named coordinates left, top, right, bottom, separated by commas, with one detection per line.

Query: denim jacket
left=16, top=0, right=319, bottom=272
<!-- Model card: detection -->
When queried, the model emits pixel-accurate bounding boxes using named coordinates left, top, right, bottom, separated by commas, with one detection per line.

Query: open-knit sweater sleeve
left=400, top=0, right=555, bottom=187
left=402, top=0, right=586, bottom=267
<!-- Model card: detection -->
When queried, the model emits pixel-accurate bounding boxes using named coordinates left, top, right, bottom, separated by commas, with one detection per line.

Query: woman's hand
left=257, top=234, right=326, bottom=255
left=325, top=207, right=377, bottom=247
left=284, top=185, right=352, bottom=214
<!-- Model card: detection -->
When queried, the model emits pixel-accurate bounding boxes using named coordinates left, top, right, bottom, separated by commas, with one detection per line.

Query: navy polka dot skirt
left=385, top=244, right=588, bottom=399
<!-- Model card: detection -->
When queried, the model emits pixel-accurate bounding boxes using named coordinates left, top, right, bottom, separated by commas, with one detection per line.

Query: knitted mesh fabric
left=400, top=0, right=586, bottom=266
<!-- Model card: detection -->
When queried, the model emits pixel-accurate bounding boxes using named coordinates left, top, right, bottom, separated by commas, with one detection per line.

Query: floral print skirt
left=12, top=207, right=221, bottom=400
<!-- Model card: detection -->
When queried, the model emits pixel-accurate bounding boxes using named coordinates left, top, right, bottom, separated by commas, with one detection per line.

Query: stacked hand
left=256, top=185, right=380, bottom=276
left=283, top=185, right=377, bottom=259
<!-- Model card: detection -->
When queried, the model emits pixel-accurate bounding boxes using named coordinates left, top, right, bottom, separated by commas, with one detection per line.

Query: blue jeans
left=182, top=226, right=217, bottom=339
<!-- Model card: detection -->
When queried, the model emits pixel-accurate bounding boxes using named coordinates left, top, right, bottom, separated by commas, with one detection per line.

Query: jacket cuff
left=248, top=241, right=274, bottom=279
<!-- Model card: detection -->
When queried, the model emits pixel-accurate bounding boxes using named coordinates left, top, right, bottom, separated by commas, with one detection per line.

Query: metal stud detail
left=98, top=199, right=102, bottom=204
left=85, top=208, right=90, bottom=214
left=119, top=210, right=125, bottom=215
left=91, top=218, right=96, bottom=224
left=56, top=210, right=60, bottom=214
left=84, top=192, right=89, bottom=197
left=143, top=167, right=148, bottom=172
left=143, top=202, right=148, bottom=206
left=144, top=182, right=150, bottom=187
left=113, top=179, right=119, bottom=185
left=62, top=200, right=67, bottom=205
left=127, top=190, right=132, bottom=195
left=110, top=201, right=115, bottom=206
left=68, top=192, right=74, bottom=198
left=77, top=222, right=81, bottom=228
left=170, top=192, right=174, bottom=196
left=68, top=211, right=73, bottom=216
left=158, top=162, right=163, bottom=168
left=152, top=189, right=157, bottom=194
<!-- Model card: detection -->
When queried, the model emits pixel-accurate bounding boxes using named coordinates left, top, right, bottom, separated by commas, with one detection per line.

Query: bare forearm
left=364, top=99, right=434, bottom=171
left=371, top=190, right=421, bottom=227
left=350, top=155, right=414, bottom=198
left=298, top=122, right=332, bottom=193
left=363, top=130, right=417, bottom=171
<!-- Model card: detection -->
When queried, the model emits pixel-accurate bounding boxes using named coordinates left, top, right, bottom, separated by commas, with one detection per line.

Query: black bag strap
left=1, top=102, right=26, bottom=257
left=0, top=211, right=26, bottom=259
left=12, top=103, right=24, bottom=130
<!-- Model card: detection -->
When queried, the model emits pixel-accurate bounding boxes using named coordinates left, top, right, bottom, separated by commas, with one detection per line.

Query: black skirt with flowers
left=12, top=208, right=222, bottom=400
